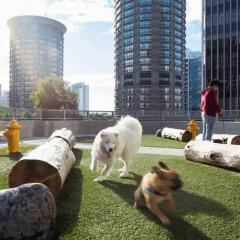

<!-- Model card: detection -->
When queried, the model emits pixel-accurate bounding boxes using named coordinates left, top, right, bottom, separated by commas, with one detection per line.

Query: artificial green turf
left=141, top=135, right=186, bottom=149
left=77, top=135, right=186, bottom=149
left=56, top=150, right=240, bottom=240
left=0, top=145, right=35, bottom=189
left=0, top=146, right=239, bottom=240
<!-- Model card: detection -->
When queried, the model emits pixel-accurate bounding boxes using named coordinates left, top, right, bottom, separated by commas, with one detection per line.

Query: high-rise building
left=8, top=16, right=66, bottom=108
left=114, top=0, right=186, bottom=117
left=183, top=58, right=189, bottom=110
left=0, top=90, right=9, bottom=107
left=202, top=0, right=239, bottom=110
left=72, top=83, right=89, bottom=111
left=184, top=51, right=202, bottom=110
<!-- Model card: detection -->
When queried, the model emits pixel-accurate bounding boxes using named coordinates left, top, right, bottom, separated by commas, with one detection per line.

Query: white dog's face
left=100, top=130, right=119, bottom=154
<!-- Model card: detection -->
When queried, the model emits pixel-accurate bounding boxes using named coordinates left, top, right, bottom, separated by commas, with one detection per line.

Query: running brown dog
left=133, top=162, right=183, bottom=225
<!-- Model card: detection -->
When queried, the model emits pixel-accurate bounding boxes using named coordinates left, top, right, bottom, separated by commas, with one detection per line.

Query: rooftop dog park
left=0, top=118, right=239, bottom=239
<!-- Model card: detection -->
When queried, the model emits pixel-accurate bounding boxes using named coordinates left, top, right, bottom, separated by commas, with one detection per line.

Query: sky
left=0, top=0, right=202, bottom=110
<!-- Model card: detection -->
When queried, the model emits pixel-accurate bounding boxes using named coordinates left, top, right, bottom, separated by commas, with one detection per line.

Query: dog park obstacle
left=157, top=127, right=192, bottom=142
left=9, top=128, right=76, bottom=198
left=196, top=134, right=240, bottom=145
left=0, top=183, right=56, bottom=239
left=185, top=140, right=240, bottom=170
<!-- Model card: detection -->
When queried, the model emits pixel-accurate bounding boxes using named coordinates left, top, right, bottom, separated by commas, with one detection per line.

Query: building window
left=140, top=43, right=150, bottom=49
left=140, top=13, right=152, bottom=20
left=140, top=0, right=152, bottom=5
left=124, top=37, right=134, bottom=44
left=159, top=0, right=170, bottom=5
left=125, top=2, right=133, bottom=9
left=140, top=35, right=151, bottom=42
left=140, top=57, right=151, bottom=64
left=141, top=65, right=151, bottom=71
left=124, top=9, right=134, bottom=17
left=125, top=52, right=134, bottom=59
left=140, top=28, right=151, bottom=35
left=125, top=66, right=133, bottom=72
left=140, top=6, right=152, bottom=12
left=124, top=16, right=134, bottom=23
left=125, top=30, right=134, bottom=37
left=124, top=44, right=134, bottom=51
left=140, top=21, right=151, bottom=27
left=124, top=23, right=134, bottom=30
left=140, top=50, right=150, bottom=56
left=125, top=59, right=133, bottom=66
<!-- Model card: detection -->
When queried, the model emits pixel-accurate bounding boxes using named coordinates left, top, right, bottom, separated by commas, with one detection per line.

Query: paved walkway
left=0, top=138, right=184, bottom=157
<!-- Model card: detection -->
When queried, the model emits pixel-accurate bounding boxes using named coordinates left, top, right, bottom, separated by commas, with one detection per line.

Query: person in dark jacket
left=200, top=80, right=222, bottom=141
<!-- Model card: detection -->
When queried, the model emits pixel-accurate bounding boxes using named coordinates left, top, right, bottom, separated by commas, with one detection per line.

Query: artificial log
left=185, top=140, right=240, bottom=170
left=0, top=183, right=56, bottom=240
left=161, top=127, right=192, bottom=142
left=196, top=134, right=240, bottom=145
left=155, top=129, right=162, bottom=137
left=9, top=128, right=76, bottom=198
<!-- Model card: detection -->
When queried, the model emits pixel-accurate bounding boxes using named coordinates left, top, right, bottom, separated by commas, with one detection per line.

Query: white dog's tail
left=117, top=116, right=143, bottom=137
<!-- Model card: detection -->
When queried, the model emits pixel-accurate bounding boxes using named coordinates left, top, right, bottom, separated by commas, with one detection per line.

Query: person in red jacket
left=200, top=80, right=222, bottom=141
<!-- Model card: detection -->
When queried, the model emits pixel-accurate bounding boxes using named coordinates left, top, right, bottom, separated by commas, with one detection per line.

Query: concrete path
left=0, top=139, right=185, bottom=157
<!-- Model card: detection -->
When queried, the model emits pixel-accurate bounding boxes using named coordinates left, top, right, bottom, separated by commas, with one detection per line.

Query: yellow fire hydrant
left=3, top=119, right=22, bottom=154
left=187, top=119, right=199, bottom=140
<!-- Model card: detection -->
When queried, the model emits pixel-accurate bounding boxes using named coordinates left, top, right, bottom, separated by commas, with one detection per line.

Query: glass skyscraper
left=72, top=82, right=89, bottom=111
left=8, top=16, right=66, bottom=108
left=114, top=0, right=186, bottom=117
left=203, top=0, right=240, bottom=110
left=184, top=51, right=202, bottom=111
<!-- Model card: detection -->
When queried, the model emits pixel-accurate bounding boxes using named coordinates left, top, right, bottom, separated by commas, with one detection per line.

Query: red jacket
left=200, top=87, right=221, bottom=117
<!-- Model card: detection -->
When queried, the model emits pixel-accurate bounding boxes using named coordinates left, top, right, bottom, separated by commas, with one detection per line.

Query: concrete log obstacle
left=0, top=183, right=56, bottom=240
left=196, top=134, right=240, bottom=145
left=9, top=128, right=76, bottom=198
left=156, top=127, right=192, bottom=142
left=185, top=140, right=240, bottom=170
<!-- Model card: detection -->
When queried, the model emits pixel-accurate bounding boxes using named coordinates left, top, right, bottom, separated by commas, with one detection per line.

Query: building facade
left=202, top=0, right=240, bottom=110
left=114, top=0, right=186, bottom=117
left=183, top=58, right=189, bottom=110
left=0, top=91, right=9, bottom=107
left=8, top=16, right=66, bottom=108
left=72, top=83, right=89, bottom=111
left=184, top=51, right=202, bottom=110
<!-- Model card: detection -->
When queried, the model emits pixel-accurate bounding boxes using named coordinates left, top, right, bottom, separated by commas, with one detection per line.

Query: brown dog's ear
left=158, top=161, right=169, bottom=169
left=151, top=166, right=164, bottom=178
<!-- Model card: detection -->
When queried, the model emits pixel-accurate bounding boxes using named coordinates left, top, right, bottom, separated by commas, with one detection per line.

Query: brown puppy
left=133, top=162, right=182, bottom=225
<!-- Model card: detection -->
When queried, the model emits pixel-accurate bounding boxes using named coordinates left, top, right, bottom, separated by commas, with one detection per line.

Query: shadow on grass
left=72, top=148, right=83, bottom=166
left=55, top=166, right=83, bottom=237
left=100, top=172, right=232, bottom=240
left=0, top=153, right=22, bottom=160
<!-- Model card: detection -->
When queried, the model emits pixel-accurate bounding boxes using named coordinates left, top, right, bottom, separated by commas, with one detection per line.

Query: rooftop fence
left=0, top=108, right=239, bottom=121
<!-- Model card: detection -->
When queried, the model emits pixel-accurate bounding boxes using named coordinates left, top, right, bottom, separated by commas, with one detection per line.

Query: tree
left=30, top=77, right=78, bottom=110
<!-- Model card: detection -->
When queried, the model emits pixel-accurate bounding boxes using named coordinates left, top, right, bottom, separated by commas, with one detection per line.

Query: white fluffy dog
left=90, top=116, right=142, bottom=181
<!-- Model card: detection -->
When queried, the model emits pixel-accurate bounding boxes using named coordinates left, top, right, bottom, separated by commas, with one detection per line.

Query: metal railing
left=0, top=108, right=239, bottom=121
left=0, top=108, right=116, bottom=121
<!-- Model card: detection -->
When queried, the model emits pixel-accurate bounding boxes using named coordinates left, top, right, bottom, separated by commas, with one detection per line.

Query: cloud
left=186, top=0, right=202, bottom=23
left=186, top=0, right=202, bottom=51
left=65, top=72, right=114, bottom=86
left=47, top=0, right=114, bottom=32
left=65, top=73, right=114, bottom=111
left=101, top=26, right=114, bottom=35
